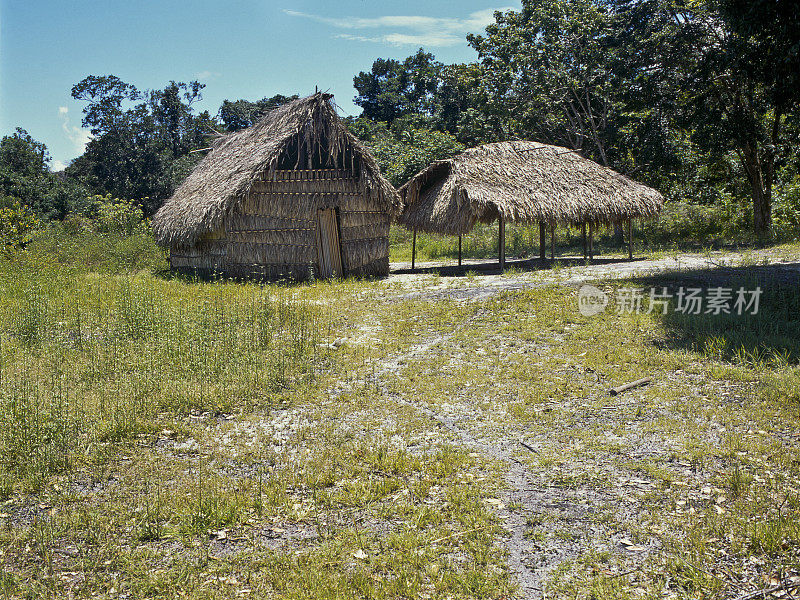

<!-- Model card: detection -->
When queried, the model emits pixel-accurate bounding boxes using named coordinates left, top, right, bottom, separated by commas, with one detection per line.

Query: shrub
left=88, top=194, right=148, bottom=235
left=0, top=199, right=39, bottom=254
left=773, top=177, right=800, bottom=241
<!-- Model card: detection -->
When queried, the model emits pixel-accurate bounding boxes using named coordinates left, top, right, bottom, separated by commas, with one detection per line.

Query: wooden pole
left=627, top=219, right=633, bottom=260
left=581, top=222, right=587, bottom=260
left=588, top=223, right=594, bottom=261
left=411, top=229, right=417, bottom=272
left=498, top=215, right=506, bottom=271
left=550, top=224, right=555, bottom=260
left=609, top=377, right=652, bottom=396
left=539, top=222, right=546, bottom=260
left=458, top=235, right=462, bottom=267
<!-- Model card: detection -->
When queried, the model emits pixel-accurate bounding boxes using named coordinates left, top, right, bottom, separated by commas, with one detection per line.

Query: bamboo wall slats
left=176, top=167, right=390, bottom=279
left=250, top=180, right=360, bottom=195
left=259, top=169, right=357, bottom=182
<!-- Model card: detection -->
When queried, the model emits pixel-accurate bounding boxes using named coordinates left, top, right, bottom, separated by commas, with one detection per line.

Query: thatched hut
left=398, top=141, right=664, bottom=267
left=153, top=93, right=400, bottom=280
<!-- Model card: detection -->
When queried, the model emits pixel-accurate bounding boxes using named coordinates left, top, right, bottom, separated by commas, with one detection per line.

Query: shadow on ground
left=631, top=262, right=800, bottom=365
left=391, top=255, right=644, bottom=277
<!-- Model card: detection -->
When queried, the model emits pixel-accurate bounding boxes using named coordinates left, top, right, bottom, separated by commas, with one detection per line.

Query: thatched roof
left=398, top=141, right=664, bottom=235
left=153, top=93, right=400, bottom=247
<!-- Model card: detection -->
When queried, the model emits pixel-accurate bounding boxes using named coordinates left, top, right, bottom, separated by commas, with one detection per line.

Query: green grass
left=0, top=229, right=511, bottom=599
left=1, top=226, right=799, bottom=599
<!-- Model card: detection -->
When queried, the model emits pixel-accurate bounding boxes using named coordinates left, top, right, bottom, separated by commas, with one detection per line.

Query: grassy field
left=0, top=228, right=799, bottom=599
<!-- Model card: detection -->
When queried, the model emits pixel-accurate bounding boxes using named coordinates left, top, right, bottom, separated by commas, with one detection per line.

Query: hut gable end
left=152, top=93, right=400, bottom=280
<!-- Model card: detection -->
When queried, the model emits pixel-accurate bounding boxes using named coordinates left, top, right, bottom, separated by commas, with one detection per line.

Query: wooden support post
left=550, top=224, right=556, bottom=260
left=498, top=215, right=506, bottom=271
left=581, top=222, right=587, bottom=260
left=627, top=219, right=633, bottom=260
left=411, top=229, right=417, bottom=272
left=588, top=223, right=594, bottom=261
left=539, top=222, right=546, bottom=260
left=458, top=235, right=462, bottom=267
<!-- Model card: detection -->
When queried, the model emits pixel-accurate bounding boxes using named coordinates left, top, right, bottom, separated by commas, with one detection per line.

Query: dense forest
left=2, top=0, right=799, bottom=244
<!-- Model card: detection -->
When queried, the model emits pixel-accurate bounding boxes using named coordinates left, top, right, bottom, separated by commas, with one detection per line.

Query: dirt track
left=387, top=247, right=800, bottom=301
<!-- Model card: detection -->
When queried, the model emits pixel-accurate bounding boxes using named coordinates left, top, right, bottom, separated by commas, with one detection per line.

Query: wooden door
left=316, top=208, right=343, bottom=278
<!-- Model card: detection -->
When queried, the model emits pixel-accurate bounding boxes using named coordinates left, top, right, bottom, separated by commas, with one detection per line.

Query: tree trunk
left=752, top=181, right=771, bottom=237
left=741, top=109, right=782, bottom=237
left=741, top=143, right=772, bottom=237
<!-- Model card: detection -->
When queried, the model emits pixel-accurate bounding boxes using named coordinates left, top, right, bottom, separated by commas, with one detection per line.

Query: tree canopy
left=5, top=4, right=800, bottom=236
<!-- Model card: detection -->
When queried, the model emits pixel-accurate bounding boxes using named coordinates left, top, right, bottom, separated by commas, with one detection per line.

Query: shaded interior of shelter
left=399, top=217, right=640, bottom=277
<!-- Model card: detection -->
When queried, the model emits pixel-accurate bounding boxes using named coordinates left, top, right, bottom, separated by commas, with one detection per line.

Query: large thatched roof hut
left=398, top=141, right=664, bottom=267
left=153, top=92, right=401, bottom=280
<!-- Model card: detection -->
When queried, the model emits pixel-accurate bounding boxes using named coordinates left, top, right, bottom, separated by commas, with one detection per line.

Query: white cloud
left=282, top=7, right=512, bottom=47
left=51, top=160, right=67, bottom=172
left=58, top=106, right=92, bottom=157
left=193, top=70, right=221, bottom=81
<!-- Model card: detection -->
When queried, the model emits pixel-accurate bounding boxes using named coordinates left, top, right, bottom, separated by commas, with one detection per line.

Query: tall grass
left=0, top=240, right=329, bottom=495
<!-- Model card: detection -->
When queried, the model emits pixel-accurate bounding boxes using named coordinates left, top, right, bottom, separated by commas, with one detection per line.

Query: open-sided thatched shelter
left=153, top=93, right=400, bottom=280
left=398, top=141, right=664, bottom=267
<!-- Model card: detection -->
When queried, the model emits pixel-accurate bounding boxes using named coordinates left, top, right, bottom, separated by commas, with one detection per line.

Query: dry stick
left=428, top=525, right=488, bottom=546
left=581, top=222, right=587, bottom=260
left=519, top=440, right=539, bottom=454
left=730, top=580, right=800, bottom=600
left=498, top=215, right=506, bottom=271
left=608, top=377, right=652, bottom=396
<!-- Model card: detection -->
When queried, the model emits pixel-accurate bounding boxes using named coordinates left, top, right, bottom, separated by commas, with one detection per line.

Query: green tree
left=218, top=94, right=299, bottom=132
left=348, top=118, right=464, bottom=186
left=620, top=0, right=800, bottom=235
left=0, top=128, right=90, bottom=219
left=71, top=75, right=216, bottom=214
left=469, top=0, right=639, bottom=170
left=0, top=200, right=39, bottom=253
left=468, top=0, right=683, bottom=243
left=353, top=49, right=442, bottom=124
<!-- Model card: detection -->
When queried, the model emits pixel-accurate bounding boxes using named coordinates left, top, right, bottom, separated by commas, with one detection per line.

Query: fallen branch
left=609, top=377, right=652, bottom=396
left=428, top=525, right=488, bottom=546
left=729, top=580, right=800, bottom=600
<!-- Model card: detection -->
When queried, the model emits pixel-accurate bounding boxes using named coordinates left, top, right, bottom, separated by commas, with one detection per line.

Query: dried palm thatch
left=398, top=141, right=664, bottom=235
left=153, top=92, right=400, bottom=247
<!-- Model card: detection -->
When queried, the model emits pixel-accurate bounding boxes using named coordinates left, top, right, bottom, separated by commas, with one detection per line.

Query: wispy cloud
left=51, top=160, right=67, bottom=172
left=193, top=70, right=221, bottom=81
left=282, top=7, right=511, bottom=47
left=58, top=106, right=92, bottom=157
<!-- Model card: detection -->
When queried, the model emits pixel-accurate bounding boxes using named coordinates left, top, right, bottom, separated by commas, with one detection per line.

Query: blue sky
left=0, top=0, right=518, bottom=170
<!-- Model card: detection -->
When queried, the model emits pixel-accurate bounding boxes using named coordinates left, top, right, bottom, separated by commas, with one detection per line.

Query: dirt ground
left=387, top=246, right=800, bottom=300
left=378, top=246, right=800, bottom=597
left=4, top=245, right=799, bottom=599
